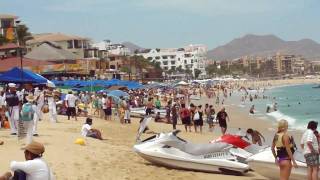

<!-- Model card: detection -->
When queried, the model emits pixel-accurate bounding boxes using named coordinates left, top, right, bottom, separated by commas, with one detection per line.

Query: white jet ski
left=133, top=117, right=250, bottom=175
left=247, top=149, right=310, bottom=180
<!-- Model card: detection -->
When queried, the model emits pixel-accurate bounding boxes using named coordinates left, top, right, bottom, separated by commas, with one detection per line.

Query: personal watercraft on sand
left=133, top=117, right=249, bottom=175
left=212, top=135, right=310, bottom=179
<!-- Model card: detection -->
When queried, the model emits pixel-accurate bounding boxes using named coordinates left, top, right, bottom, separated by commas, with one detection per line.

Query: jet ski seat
left=164, top=140, right=230, bottom=156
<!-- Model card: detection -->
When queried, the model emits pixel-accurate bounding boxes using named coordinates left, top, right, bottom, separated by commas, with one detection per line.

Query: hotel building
left=139, top=44, right=208, bottom=77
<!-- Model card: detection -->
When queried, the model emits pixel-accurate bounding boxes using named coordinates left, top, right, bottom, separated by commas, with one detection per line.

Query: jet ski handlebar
left=172, top=130, right=181, bottom=136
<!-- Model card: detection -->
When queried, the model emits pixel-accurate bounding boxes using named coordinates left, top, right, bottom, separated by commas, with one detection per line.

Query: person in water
left=271, top=119, right=298, bottom=180
left=249, top=105, right=255, bottom=114
left=246, top=128, right=265, bottom=146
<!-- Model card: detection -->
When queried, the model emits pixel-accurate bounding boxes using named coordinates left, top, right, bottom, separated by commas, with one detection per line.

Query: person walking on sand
left=301, top=121, right=319, bottom=180
left=216, top=107, right=230, bottom=135
left=19, top=95, right=38, bottom=145
left=45, top=84, right=57, bottom=123
left=4, top=83, right=20, bottom=135
left=271, top=119, right=298, bottom=180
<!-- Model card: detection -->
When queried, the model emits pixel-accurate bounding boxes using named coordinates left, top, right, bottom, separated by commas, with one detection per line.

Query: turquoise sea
left=235, top=84, right=320, bottom=129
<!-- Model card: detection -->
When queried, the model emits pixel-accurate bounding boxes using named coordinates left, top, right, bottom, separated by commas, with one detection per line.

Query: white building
left=92, top=40, right=130, bottom=56
left=139, top=44, right=207, bottom=77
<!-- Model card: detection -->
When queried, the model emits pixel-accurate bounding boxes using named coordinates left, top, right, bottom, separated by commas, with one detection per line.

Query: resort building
left=0, top=14, right=18, bottom=42
left=26, top=33, right=91, bottom=58
left=92, top=40, right=130, bottom=56
left=138, top=44, right=208, bottom=77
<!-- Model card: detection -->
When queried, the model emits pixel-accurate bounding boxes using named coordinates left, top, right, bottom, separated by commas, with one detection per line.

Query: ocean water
left=234, top=84, right=320, bottom=129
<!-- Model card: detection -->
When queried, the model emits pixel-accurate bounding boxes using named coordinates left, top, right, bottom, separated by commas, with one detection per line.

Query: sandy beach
left=0, top=78, right=319, bottom=180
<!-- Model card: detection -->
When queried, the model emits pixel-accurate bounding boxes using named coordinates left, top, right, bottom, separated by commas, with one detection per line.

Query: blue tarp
left=52, top=79, right=143, bottom=90
left=0, top=67, right=48, bottom=84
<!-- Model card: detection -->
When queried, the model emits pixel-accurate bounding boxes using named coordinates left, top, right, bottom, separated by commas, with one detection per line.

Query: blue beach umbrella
left=108, top=90, right=129, bottom=97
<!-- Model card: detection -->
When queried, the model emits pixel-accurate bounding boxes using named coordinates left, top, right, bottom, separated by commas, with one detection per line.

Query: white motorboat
left=247, top=149, right=309, bottom=180
left=130, top=107, right=166, bottom=117
left=133, top=117, right=250, bottom=175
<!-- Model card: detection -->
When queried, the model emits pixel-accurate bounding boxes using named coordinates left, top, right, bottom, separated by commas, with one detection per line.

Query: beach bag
left=20, top=103, right=34, bottom=121
left=194, top=111, right=200, bottom=121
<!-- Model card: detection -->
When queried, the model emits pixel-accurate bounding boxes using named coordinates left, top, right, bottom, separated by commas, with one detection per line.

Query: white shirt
left=102, top=97, right=107, bottom=109
left=65, top=94, right=77, bottom=108
left=301, top=129, right=319, bottom=154
left=10, top=158, right=54, bottom=180
left=81, top=124, right=91, bottom=137
left=0, top=94, right=4, bottom=106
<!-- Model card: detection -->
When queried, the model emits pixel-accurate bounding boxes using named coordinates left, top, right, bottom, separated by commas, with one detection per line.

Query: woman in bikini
left=271, top=119, right=298, bottom=180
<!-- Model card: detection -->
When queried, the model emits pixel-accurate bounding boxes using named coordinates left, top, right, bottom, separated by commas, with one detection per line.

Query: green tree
left=0, top=35, right=9, bottom=46
left=16, top=24, right=33, bottom=46
left=194, top=68, right=202, bottom=79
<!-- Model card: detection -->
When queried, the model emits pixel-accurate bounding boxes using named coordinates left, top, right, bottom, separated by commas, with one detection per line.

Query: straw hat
left=26, top=94, right=36, bottom=102
left=23, top=141, right=45, bottom=155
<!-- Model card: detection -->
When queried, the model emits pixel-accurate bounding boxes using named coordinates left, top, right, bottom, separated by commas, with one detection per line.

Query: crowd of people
left=0, top=80, right=319, bottom=180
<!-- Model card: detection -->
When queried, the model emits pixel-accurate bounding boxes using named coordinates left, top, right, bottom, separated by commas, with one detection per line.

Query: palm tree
left=16, top=24, right=33, bottom=46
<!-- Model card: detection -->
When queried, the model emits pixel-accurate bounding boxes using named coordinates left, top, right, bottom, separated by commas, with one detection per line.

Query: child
left=81, top=118, right=103, bottom=140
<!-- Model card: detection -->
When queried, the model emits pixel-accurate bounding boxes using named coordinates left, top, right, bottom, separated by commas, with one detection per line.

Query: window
left=178, top=58, right=180, bottom=61
left=67, top=40, right=73, bottom=49
left=147, top=57, right=153, bottom=60
left=162, top=56, right=168, bottom=59
left=163, top=61, right=168, bottom=65
left=171, top=61, right=175, bottom=65
left=184, top=54, right=192, bottom=58
left=191, top=59, right=193, bottom=64
left=1, top=20, right=13, bottom=28
left=164, top=67, right=168, bottom=70
left=184, top=60, right=187, bottom=64
left=74, top=40, right=82, bottom=49
left=170, top=55, right=175, bottom=59
left=155, top=56, right=160, bottom=60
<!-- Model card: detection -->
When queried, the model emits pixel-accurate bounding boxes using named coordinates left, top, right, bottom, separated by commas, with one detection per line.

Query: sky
left=1, top=0, right=320, bottom=49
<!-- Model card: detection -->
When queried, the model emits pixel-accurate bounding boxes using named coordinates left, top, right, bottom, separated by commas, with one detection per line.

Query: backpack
left=20, top=103, right=34, bottom=121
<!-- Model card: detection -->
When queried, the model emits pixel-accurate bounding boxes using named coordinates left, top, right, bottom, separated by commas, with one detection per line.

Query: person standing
left=171, top=103, right=179, bottom=130
left=301, top=121, right=319, bottom=180
left=65, top=91, right=78, bottom=121
left=271, top=119, right=298, bottom=180
left=20, top=95, right=38, bottom=145
left=216, top=107, right=230, bottom=135
left=105, top=96, right=113, bottom=121
left=145, top=98, right=154, bottom=116
left=4, top=83, right=20, bottom=135
left=33, top=87, right=44, bottom=136
left=154, top=96, right=161, bottom=109
left=179, top=103, right=191, bottom=132
left=45, top=85, right=57, bottom=123
left=101, top=94, right=107, bottom=120
left=193, top=105, right=203, bottom=133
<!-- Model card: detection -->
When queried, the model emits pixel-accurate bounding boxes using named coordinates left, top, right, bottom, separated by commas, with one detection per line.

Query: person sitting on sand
left=245, top=128, right=265, bottom=146
left=81, top=118, right=103, bottom=140
left=0, top=140, right=3, bottom=145
left=4, top=141, right=55, bottom=180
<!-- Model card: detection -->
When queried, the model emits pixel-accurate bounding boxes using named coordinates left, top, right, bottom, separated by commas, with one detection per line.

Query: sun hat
left=23, top=141, right=45, bottom=155
left=26, top=94, right=36, bottom=102
left=8, top=83, right=16, bottom=88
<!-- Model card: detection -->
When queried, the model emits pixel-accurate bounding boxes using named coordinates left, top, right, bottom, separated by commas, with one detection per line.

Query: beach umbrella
left=108, top=90, right=129, bottom=97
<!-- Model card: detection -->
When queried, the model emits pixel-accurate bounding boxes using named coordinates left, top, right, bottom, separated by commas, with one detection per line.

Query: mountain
left=207, top=34, right=320, bottom=60
left=122, top=41, right=144, bottom=53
